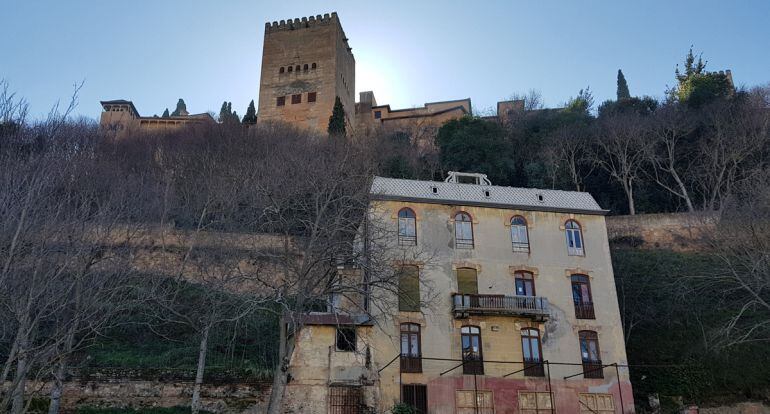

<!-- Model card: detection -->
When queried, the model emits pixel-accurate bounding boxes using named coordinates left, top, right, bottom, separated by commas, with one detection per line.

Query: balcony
left=523, top=358, right=545, bottom=377
left=452, top=293, right=550, bottom=320
left=582, top=360, right=604, bottom=379
left=400, top=355, right=422, bottom=373
left=574, top=302, right=596, bottom=319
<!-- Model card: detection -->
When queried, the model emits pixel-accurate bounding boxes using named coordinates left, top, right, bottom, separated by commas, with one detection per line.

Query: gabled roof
left=370, top=176, right=608, bottom=215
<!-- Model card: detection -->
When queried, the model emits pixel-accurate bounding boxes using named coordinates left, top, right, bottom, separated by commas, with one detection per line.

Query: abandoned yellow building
left=285, top=172, right=634, bottom=413
left=100, top=12, right=519, bottom=138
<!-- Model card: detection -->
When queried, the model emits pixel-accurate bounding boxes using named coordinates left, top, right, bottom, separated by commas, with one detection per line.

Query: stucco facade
left=288, top=173, right=634, bottom=413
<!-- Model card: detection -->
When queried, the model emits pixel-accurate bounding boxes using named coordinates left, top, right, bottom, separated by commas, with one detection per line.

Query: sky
left=2, top=0, right=769, bottom=120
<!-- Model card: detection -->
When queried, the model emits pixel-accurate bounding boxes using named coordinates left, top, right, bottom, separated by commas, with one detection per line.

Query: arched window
left=510, top=216, right=530, bottom=253
left=279, top=66, right=285, bottom=74
left=311, top=62, right=317, bottom=69
left=571, top=275, right=595, bottom=319
left=565, top=220, right=584, bottom=256
left=400, top=323, right=421, bottom=373
left=287, top=66, right=293, bottom=73
left=460, top=326, right=483, bottom=375
left=521, top=328, right=544, bottom=377
left=398, top=208, right=416, bottom=245
left=514, top=271, right=535, bottom=297
left=398, top=265, right=420, bottom=312
left=454, top=212, right=474, bottom=249
left=295, top=65, right=300, bottom=72
left=578, top=330, right=603, bottom=378
left=303, top=63, right=309, bottom=71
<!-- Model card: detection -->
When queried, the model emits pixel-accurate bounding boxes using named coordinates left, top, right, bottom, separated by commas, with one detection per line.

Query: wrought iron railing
left=574, top=302, right=596, bottom=319
left=523, top=358, right=545, bottom=377
left=452, top=293, right=550, bottom=319
left=400, top=355, right=422, bottom=373
left=582, top=359, right=604, bottom=379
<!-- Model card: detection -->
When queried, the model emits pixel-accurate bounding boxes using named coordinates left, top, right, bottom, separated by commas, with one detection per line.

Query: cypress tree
left=242, top=100, right=257, bottom=124
left=219, top=101, right=229, bottom=122
left=162, top=108, right=170, bottom=118
left=327, top=96, right=346, bottom=137
left=617, top=69, right=631, bottom=100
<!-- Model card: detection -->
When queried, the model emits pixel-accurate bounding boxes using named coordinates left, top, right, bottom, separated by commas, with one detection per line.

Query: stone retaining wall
left=606, top=212, right=717, bottom=251
left=14, top=379, right=271, bottom=413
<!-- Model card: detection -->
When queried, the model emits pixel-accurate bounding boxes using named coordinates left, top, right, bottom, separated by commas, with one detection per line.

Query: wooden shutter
left=457, top=268, right=478, bottom=294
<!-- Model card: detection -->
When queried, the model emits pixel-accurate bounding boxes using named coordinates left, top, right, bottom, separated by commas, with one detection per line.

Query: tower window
left=287, top=66, right=293, bottom=73
left=279, top=67, right=285, bottom=74
left=303, top=64, right=309, bottom=71
left=308, top=92, right=317, bottom=103
left=295, top=65, right=300, bottom=72
left=374, top=111, right=382, bottom=119
left=311, top=62, right=317, bottom=69
left=291, top=94, right=302, bottom=104
left=276, top=96, right=285, bottom=106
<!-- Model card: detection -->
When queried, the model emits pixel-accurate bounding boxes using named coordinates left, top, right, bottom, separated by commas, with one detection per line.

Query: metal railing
left=574, top=302, right=596, bottom=319
left=452, top=293, right=550, bottom=319
left=582, top=359, right=604, bottom=379
left=523, top=358, right=545, bottom=377
left=400, top=355, right=422, bottom=373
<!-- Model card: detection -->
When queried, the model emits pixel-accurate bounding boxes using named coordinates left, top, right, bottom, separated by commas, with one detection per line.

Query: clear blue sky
left=2, top=0, right=769, bottom=120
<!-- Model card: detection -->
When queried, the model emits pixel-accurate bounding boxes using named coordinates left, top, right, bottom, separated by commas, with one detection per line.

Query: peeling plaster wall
left=366, top=200, right=634, bottom=413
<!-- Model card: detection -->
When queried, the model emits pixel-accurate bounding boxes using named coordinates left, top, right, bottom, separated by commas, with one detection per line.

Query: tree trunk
left=267, top=317, right=295, bottom=414
left=10, top=334, right=29, bottom=414
left=191, top=324, right=211, bottom=414
left=47, top=359, right=67, bottom=414
left=624, top=179, right=636, bottom=215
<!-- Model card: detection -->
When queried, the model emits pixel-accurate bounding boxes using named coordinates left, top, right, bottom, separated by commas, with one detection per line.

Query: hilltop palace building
left=99, top=12, right=522, bottom=138
left=286, top=172, right=634, bottom=414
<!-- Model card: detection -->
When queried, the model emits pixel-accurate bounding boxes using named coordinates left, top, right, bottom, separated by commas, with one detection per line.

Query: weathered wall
left=12, top=379, right=270, bottom=414
left=606, top=212, right=717, bottom=251
left=367, top=200, right=633, bottom=413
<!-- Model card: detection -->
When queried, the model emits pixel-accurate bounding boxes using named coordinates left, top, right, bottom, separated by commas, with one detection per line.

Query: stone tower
left=257, top=12, right=355, bottom=133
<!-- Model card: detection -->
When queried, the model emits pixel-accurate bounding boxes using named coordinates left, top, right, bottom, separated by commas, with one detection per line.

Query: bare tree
left=589, top=113, right=652, bottom=215
left=694, top=172, right=770, bottom=348
left=693, top=96, right=769, bottom=211
left=545, top=125, right=595, bottom=191
left=509, top=89, right=545, bottom=111
left=646, top=104, right=699, bottom=211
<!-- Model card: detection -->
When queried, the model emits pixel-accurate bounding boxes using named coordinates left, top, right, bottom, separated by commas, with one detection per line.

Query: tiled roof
left=370, top=176, right=608, bottom=215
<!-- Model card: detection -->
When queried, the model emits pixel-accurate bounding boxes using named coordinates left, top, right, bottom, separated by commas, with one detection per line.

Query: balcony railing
left=574, top=302, right=596, bottom=319
left=582, top=359, right=604, bottom=379
left=452, top=293, right=550, bottom=320
left=523, top=358, right=545, bottom=377
left=400, top=355, right=422, bottom=373
left=462, top=353, right=484, bottom=375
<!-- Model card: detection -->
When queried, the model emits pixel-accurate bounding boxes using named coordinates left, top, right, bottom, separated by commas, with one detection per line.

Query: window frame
left=454, top=212, right=475, bottom=249
left=510, top=215, right=530, bottom=253
left=329, top=385, right=363, bottom=414
left=279, top=66, right=285, bottom=74
left=460, top=325, right=484, bottom=375
left=335, top=326, right=357, bottom=352
left=514, top=271, right=536, bottom=297
left=565, top=219, right=585, bottom=256
left=578, top=330, right=603, bottom=379
left=400, top=323, right=422, bottom=373
left=456, top=267, right=479, bottom=295
left=402, top=384, right=428, bottom=414
left=308, top=92, right=317, bottom=103
left=374, top=110, right=382, bottom=119
left=291, top=94, right=302, bottom=104
left=571, top=274, right=595, bottom=319
left=521, top=328, right=545, bottom=377
left=397, top=207, right=417, bottom=246
left=276, top=96, right=286, bottom=107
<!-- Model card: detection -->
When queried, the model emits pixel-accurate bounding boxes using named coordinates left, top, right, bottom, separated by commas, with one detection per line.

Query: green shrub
left=391, top=403, right=417, bottom=414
